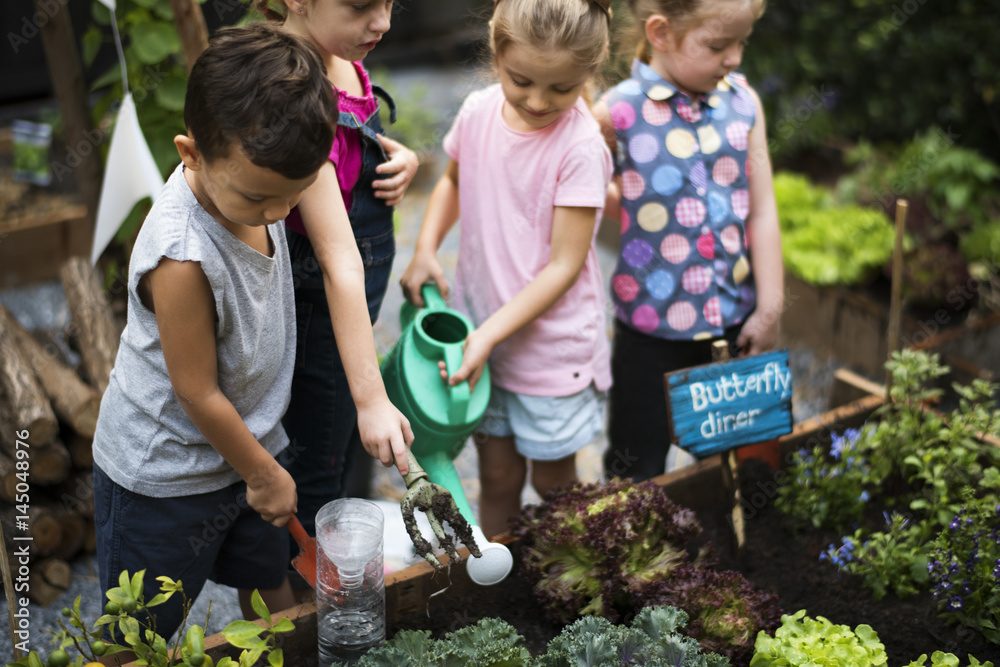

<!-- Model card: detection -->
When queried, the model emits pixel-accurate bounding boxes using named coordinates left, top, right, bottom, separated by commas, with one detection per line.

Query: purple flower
left=948, top=596, right=963, bottom=611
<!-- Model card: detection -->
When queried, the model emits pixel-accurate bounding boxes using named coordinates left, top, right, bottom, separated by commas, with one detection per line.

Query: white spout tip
left=466, top=526, right=513, bottom=586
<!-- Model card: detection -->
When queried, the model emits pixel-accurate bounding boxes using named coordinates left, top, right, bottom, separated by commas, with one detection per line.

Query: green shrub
left=740, top=1, right=1000, bottom=163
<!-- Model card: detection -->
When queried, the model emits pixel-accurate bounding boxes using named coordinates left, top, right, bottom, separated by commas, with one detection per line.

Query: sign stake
left=886, top=199, right=909, bottom=393
left=711, top=342, right=746, bottom=556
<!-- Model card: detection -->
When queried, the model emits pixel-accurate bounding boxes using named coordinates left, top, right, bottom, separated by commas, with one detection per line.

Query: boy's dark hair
left=184, top=23, right=336, bottom=180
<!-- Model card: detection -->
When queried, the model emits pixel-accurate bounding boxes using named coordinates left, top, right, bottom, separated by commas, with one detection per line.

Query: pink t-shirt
left=286, top=62, right=379, bottom=236
left=444, top=85, right=613, bottom=396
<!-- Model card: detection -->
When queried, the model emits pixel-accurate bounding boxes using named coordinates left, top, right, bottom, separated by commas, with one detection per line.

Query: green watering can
left=381, top=283, right=513, bottom=585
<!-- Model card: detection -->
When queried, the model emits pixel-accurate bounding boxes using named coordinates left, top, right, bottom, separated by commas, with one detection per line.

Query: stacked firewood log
left=0, top=257, right=119, bottom=606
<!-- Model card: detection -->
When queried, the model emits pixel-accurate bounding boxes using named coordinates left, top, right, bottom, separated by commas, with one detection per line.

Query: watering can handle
left=421, top=282, right=447, bottom=310
left=443, top=344, right=470, bottom=423
left=421, top=283, right=471, bottom=423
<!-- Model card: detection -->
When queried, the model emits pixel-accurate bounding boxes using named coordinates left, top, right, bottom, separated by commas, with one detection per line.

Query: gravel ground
left=1, top=62, right=840, bottom=663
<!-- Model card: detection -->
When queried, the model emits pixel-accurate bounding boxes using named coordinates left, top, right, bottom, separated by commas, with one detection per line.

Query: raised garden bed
left=191, top=390, right=893, bottom=667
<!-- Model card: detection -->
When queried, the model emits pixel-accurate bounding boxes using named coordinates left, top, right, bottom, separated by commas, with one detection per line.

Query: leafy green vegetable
left=537, top=606, right=730, bottom=667
left=334, top=619, right=531, bottom=667
left=774, top=172, right=894, bottom=285
left=906, top=651, right=995, bottom=667
left=750, top=610, right=888, bottom=667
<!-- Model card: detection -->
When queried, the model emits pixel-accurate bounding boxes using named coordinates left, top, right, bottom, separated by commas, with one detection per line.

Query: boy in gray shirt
left=92, top=23, right=335, bottom=643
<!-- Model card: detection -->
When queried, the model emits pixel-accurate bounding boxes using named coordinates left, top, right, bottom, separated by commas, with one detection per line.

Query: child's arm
left=448, top=205, right=598, bottom=390
left=373, top=134, right=419, bottom=206
left=399, top=159, right=461, bottom=306
left=296, top=162, right=415, bottom=473
left=590, top=99, right=621, bottom=222
left=144, top=258, right=297, bottom=527
left=737, top=86, right=784, bottom=356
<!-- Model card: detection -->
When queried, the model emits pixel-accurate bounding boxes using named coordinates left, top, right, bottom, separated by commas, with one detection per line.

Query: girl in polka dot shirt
left=400, top=0, right=614, bottom=538
left=593, top=0, right=783, bottom=482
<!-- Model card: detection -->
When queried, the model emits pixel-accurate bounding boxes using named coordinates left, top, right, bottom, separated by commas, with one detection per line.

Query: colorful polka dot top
left=605, top=59, right=757, bottom=340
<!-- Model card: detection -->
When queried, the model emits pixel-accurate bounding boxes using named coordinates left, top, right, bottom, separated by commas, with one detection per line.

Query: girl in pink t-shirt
left=400, top=0, right=614, bottom=538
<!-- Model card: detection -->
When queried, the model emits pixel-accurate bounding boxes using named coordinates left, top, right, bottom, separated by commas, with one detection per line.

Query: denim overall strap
left=337, top=84, right=397, bottom=323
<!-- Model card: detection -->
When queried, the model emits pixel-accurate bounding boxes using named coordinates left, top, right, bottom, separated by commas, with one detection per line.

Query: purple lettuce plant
left=633, top=565, right=782, bottom=665
left=511, top=479, right=702, bottom=624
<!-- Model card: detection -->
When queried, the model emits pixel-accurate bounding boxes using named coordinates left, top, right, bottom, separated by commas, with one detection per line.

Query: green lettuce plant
left=906, top=651, right=995, bottom=667
left=749, top=610, right=888, bottom=667
left=6, top=570, right=293, bottom=667
left=773, top=172, right=894, bottom=286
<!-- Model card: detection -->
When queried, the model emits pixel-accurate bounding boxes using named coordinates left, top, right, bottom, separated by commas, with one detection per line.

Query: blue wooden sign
left=665, top=350, right=794, bottom=459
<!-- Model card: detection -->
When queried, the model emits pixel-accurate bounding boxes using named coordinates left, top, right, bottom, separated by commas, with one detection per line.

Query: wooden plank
left=829, top=368, right=886, bottom=408
left=0, top=204, right=88, bottom=235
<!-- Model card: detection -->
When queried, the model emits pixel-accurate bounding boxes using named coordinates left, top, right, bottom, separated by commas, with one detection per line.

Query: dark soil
left=389, top=461, right=1000, bottom=665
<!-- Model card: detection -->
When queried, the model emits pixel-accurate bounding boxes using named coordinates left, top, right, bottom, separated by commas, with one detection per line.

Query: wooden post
left=712, top=341, right=746, bottom=556
left=169, top=0, right=211, bottom=73
left=886, top=199, right=909, bottom=392
left=33, top=0, right=102, bottom=236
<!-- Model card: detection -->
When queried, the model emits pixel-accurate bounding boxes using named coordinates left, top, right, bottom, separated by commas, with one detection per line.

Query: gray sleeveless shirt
left=93, top=165, right=295, bottom=497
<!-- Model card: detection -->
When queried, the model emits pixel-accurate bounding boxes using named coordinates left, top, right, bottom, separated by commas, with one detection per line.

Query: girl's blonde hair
left=490, top=0, right=612, bottom=73
left=624, top=0, right=766, bottom=63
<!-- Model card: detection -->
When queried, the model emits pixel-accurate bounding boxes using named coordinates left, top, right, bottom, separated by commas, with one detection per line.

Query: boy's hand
left=400, top=251, right=448, bottom=306
left=373, top=134, right=419, bottom=206
left=357, top=396, right=414, bottom=474
left=736, top=309, right=781, bottom=356
left=246, top=463, right=297, bottom=527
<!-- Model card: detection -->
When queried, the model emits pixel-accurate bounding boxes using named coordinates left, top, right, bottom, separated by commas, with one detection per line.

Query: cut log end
left=28, top=557, right=72, bottom=607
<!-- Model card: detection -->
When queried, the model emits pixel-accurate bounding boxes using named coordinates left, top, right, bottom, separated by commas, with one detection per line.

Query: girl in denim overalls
left=593, top=0, right=783, bottom=482
left=256, top=0, right=417, bottom=579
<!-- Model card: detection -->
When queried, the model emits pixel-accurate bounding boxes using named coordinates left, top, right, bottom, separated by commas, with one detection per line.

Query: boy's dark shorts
left=93, top=464, right=289, bottom=640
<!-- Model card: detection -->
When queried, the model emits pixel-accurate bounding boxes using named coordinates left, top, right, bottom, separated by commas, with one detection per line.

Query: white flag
left=90, top=93, right=164, bottom=265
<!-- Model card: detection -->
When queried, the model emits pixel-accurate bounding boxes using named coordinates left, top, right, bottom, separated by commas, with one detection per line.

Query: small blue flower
left=948, top=596, right=963, bottom=611
left=858, top=490, right=870, bottom=502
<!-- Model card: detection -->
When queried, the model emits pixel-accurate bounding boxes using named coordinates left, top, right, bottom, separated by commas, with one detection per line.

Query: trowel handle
left=421, top=282, right=447, bottom=310
left=402, top=448, right=428, bottom=488
left=443, top=344, right=470, bottom=424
